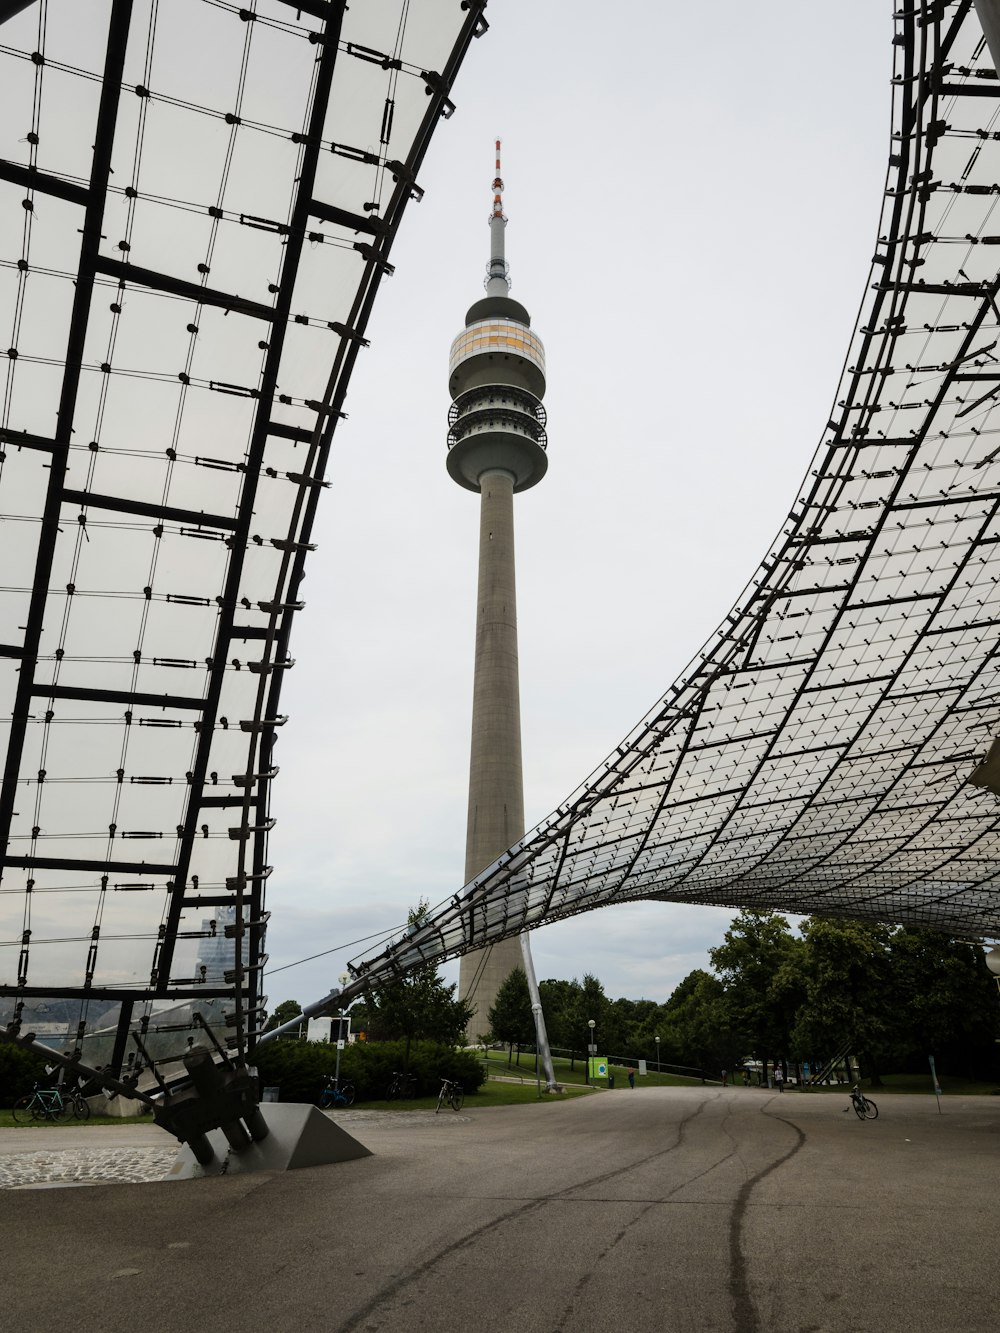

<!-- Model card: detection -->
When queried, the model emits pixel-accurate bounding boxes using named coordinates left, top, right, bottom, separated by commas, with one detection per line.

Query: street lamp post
left=654, top=1035, right=660, bottom=1073
left=334, top=972, right=350, bottom=1090
left=586, top=1017, right=596, bottom=1087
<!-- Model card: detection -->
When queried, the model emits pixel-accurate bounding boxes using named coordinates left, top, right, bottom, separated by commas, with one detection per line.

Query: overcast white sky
left=262, top=2, right=894, bottom=1009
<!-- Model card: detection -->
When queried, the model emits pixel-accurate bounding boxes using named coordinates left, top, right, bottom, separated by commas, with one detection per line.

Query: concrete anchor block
left=166, top=1103, right=371, bottom=1179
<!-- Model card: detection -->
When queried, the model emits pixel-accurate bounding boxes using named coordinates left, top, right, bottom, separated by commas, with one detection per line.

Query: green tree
left=790, top=917, right=894, bottom=1085
left=660, top=969, right=741, bottom=1075
left=363, top=903, right=474, bottom=1068
left=0, top=1042, right=48, bottom=1107
left=263, top=999, right=303, bottom=1035
left=488, top=967, right=536, bottom=1065
left=573, top=973, right=610, bottom=1062
left=710, top=910, right=805, bottom=1063
left=887, top=929, right=1000, bottom=1077
left=622, top=997, right=662, bottom=1057
left=604, top=996, right=653, bottom=1060
left=538, top=978, right=582, bottom=1067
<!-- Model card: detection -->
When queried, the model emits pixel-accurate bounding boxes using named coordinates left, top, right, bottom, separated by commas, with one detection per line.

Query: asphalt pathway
left=1, top=1086, right=996, bottom=1332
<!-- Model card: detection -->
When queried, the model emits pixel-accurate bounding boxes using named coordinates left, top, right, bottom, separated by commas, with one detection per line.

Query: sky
left=262, top=1, right=894, bottom=1010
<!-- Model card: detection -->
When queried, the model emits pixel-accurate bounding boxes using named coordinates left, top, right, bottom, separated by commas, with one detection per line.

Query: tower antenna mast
left=486, top=137, right=510, bottom=295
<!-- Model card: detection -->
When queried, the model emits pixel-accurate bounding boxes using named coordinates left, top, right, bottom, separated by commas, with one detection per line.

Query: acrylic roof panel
left=0, top=0, right=487, bottom=1060
left=345, top=1, right=1000, bottom=999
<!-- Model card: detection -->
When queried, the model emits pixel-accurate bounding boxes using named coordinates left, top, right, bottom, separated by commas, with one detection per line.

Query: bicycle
left=316, top=1076, right=355, bottom=1110
left=60, top=1086, right=91, bottom=1120
left=386, top=1070, right=418, bottom=1100
left=11, top=1083, right=81, bottom=1124
left=436, top=1077, right=464, bottom=1114
left=846, top=1083, right=878, bottom=1120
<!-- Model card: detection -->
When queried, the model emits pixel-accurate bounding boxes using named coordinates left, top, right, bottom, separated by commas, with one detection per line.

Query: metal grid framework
left=346, top=0, right=1000, bottom=998
left=0, top=0, right=487, bottom=1069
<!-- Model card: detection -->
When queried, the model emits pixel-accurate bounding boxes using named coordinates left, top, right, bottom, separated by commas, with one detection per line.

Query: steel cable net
left=347, top=0, right=1000, bottom=998
left=0, top=0, right=484, bottom=1073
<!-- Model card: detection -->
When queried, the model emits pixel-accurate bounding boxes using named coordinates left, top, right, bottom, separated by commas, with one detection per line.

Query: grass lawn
left=793, top=1072, right=1000, bottom=1096
left=357, top=1080, right=594, bottom=1112
left=0, top=1109, right=153, bottom=1128
left=481, top=1048, right=703, bottom=1090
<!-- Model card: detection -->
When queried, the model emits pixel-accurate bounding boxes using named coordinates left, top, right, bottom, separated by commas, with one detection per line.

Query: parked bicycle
left=12, top=1083, right=89, bottom=1124
left=316, top=1076, right=355, bottom=1110
left=385, top=1070, right=418, bottom=1100
left=436, top=1078, right=464, bottom=1114
left=846, top=1083, right=878, bottom=1120
left=60, top=1086, right=91, bottom=1120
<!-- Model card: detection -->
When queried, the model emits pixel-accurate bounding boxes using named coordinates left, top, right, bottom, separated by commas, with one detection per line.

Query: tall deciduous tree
left=263, top=999, right=303, bottom=1035
left=790, top=917, right=894, bottom=1084
left=887, top=928, right=1000, bottom=1076
left=362, top=903, right=474, bottom=1067
left=660, top=968, right=741, bottom=1075
left=710, top=910, right=805, bottom=1064
left=538, top=978, right=582, bottom=1067
left=488, top=967, right=536, bottom=1065
left=573, top=973, right=610, bottom=1058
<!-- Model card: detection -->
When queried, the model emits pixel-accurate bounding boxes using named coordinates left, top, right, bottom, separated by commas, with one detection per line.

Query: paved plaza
left=1, top=1086, right=997, bottom=1332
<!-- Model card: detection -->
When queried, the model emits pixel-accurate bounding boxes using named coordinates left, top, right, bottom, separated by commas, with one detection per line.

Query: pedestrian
left=774, top=1065, right=784, bottom=1093
left=627, top=1068, right=635, bottom=1089
left=743, top=1068, right=751, bottom=1087
left=721, top=1068, right=728, bottom=1087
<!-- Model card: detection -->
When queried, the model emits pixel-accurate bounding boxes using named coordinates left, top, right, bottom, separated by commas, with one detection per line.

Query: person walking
left=774, top=1064, right=784, bottom=1093
left=627, top=1068, right=635, bottom=1089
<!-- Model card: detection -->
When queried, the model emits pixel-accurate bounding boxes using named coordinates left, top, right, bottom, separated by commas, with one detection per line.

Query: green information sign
left=589, top=1057, right=608, bottom=1081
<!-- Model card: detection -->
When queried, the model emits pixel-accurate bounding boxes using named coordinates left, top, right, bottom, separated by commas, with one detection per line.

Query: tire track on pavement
left=552, top=1102, right=737, bottom=1332
left=336, top=1095, right=718, bottom=1332
left=728, top=1102, right=807, bottom=1333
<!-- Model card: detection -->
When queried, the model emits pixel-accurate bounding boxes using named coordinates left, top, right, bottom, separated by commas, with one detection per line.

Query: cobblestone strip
left=0, top=1147, right=176, bottom=1189
left=0, top=1109, right=468, bottom=1188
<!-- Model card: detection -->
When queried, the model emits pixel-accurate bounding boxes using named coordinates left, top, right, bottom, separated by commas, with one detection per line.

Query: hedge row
left=253, top=1039, right=485, bottom=1105
left=0, top=1039, right=485, bottom=1110
left=0, top=1044, right=50, bottom=1107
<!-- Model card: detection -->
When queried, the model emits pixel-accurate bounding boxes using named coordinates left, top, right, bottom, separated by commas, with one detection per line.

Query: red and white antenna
left=491, top=137, right=505, bottom=221
left=485, top=138, right=510, bottom=293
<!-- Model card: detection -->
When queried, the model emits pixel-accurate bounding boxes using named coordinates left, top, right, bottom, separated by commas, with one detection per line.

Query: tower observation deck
left=448, top=145, right=551, bottom=1062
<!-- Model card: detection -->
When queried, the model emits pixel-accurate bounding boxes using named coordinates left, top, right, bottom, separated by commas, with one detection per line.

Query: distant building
left=196, top=906, right=238, bottom=984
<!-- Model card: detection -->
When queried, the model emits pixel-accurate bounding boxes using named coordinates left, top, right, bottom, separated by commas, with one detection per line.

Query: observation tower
left=448, top=143, right=550, bottom=1045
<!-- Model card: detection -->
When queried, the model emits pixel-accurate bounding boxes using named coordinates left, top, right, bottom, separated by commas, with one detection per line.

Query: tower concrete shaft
left=464, top=470, right=523, bottom=880
left=459, top=469, right=527, bottom=1023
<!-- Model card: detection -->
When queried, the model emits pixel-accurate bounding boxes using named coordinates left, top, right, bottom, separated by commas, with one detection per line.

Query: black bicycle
left=436, top=1078, right=464, bottom=1113
left=61, top=1086, right=91, bottom=1120
left=847, top=1083, right=878, bottom=1120
left=386, top=1070, right=418, bottom=1100
left=316, top=1076, right=355, bottom=1110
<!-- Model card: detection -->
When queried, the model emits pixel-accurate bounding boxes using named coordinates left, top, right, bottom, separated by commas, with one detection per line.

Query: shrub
left=253, top=1039, right=486, bottom=1104
left=0, top=1044, right=49, bottom=1107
